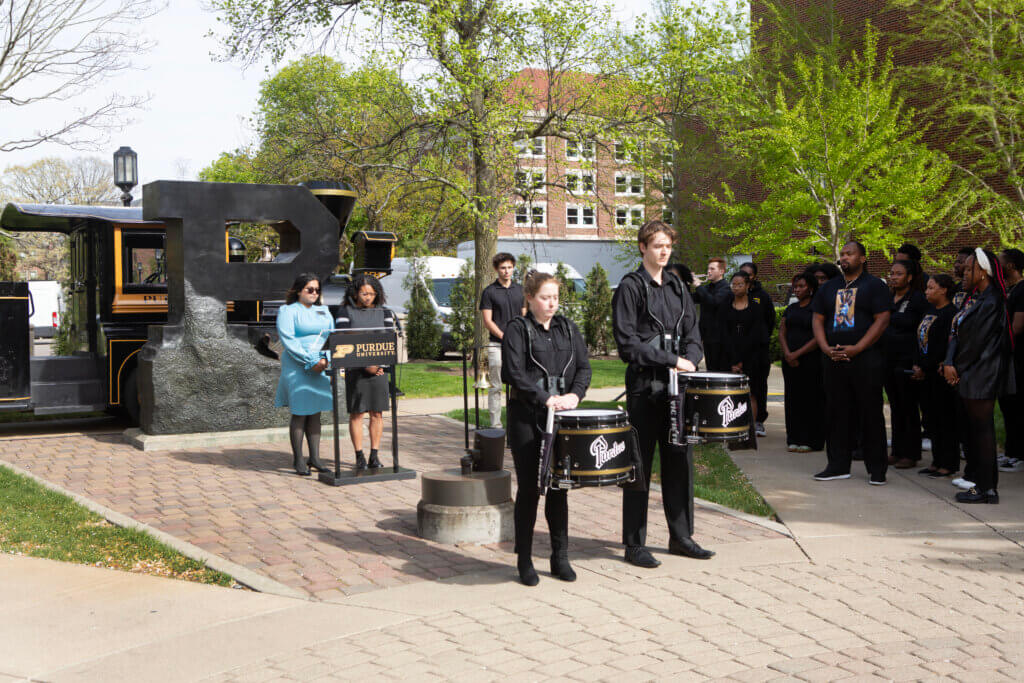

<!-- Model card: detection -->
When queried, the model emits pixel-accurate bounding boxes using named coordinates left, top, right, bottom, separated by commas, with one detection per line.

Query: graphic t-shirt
left=811, top=272, right=891, bottom=350
left=916, top=304, right=954, bottom=372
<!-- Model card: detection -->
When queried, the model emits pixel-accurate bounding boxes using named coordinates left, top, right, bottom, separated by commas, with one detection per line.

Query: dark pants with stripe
left=623, top=390, right=694, bottom=547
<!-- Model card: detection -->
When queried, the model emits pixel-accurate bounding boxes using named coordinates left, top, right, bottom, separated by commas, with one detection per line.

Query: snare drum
left=552, top=409, right=639, bottom=488
left=682, top=372, right=751, bottom=442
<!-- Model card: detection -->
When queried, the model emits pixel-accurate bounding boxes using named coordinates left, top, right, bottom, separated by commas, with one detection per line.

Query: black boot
left=354, top=450, right=367, bottom=471
left=517, top=554, right=539, bottom=586
left=549, top=534, right=576, bottom=582
left=367, top=449, right=382, bottom=468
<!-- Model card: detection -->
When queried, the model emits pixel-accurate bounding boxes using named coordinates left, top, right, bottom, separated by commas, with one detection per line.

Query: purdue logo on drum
left=589, top=435, right=627, bottom=469
left=717, top=396, right=747, bottom=428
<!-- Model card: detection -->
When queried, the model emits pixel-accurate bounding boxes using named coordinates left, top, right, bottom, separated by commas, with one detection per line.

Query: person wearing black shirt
left=884, top=260, right=928, bottom=469
left=779, top=272, right=825, bottom=452
left=501, top=270, right=591, bottom=586
left=951, top=247, right=973, bottom=309
left=480, top=253, right=525, bottom=428
left=692, top=257, right=731, bottom=371
left=612, top=221, right=709, bottom=568
left=810, top=262, right=841, bottom=287
left=811, top=241, right=892, bottom=484
left=943, top=248, right=1015, bottom=503
left=997, top=248, right=1024, bottom=473
left=913, top=275, right=958, bottom=477
left=740, top=262, right=775, bottom=435
left=721, top=271, right=766, bottom=427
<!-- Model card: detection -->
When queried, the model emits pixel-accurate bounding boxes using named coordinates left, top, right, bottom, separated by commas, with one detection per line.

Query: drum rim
left=555, top=408, right=627, bottom=417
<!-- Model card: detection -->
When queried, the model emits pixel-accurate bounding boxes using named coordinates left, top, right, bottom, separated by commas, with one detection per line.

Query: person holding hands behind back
left=502, top=270, right=591, bottom=586
left=612, top=220, right=710, bottom=569
left=275, top=273, right=333, bottom=476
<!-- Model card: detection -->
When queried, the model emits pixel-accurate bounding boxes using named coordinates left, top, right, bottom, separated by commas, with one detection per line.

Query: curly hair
left=346, top=272, right=386, bottom=308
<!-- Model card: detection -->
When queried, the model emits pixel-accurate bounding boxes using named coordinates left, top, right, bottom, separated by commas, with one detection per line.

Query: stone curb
left=430, top=414, right=791, bottom=538
left=123, top=425, right=349, bottom=452
left=0, top=459, right=308, bottom=600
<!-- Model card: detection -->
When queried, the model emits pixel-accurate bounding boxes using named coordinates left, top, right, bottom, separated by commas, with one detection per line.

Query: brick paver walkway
left=0, top=417, right=778, bottom=599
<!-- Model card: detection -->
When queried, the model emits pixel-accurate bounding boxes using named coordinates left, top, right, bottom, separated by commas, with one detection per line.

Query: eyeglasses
left=304, top=286, right=321, bottom=294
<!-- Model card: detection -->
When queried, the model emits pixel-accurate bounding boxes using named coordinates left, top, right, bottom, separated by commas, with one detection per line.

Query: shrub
left=582, top=263, right=615, bottom=355
left=555, top=261, right=584, bottom=331
left=403, top=258, right=442, bottom=359
left=447, top=259, right=476, bottom=354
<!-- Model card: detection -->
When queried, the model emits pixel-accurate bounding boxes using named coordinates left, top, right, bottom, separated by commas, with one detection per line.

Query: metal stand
left=462, top=350, right=469, bottom=449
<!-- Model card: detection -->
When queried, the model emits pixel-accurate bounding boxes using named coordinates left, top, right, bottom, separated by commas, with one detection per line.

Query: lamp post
left=113, top=146, right=138, bottom=207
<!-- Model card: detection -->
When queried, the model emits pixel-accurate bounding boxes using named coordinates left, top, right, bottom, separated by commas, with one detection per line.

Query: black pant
left=999, top=389, right=1023, bottom=461
left=753, top=352, right=770, bottom=423
left=704, top=343, right=727, bottom=372
left=922, top=373, right=959, bottom=472
left=964, top=398, right=998, bottom=492
left=782, top=352, right=826, bottom=449
left=823, top=353, right=887, bottom=477
left=885, top=366, right=921, bottom=463
left=507, top=400, right=568, bottom=556
left=623, top=391, right=693, bottom=547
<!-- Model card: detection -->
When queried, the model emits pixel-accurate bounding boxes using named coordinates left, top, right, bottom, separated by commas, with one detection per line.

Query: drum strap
left=520, top=314, right=573, bottom=395
left=623, top=270, right=687, bottom=353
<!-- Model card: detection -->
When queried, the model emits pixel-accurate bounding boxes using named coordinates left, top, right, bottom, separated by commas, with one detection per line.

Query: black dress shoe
left=918, top=467, right=938, bottom=475
left=293, top=460, right=311, bottom=476
left=354, top=453, right=367, bottom=471
left=955, top=488, right=999, bottom=504
left=668, top=538, right=716, bottom=559
left=550, top=555, right=577, bottom=582
left=307, top=455, right=330, bottom=473
left=517, top=556, right=539, bottom=586
left=624, top=546, right=661, bottom=568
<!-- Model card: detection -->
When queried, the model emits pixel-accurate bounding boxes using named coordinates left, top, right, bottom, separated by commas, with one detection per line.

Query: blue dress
left=274, top=302, right=334, bottom=415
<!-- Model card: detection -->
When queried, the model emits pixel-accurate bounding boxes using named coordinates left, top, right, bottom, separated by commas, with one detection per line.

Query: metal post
left=473, top=346, right=480, bottom=430
left=389, top=365, right=400, bottom=473
left=331, top=369, right=342, bottom=479
left=462, top=349, right=469, bottom=449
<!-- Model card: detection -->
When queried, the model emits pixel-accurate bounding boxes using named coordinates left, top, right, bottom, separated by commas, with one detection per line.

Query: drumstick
left=538, top=406, right=556, bottom=494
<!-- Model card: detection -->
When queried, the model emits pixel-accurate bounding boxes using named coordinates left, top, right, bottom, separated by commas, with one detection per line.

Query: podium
left=318, top=327, right=416, bottom=486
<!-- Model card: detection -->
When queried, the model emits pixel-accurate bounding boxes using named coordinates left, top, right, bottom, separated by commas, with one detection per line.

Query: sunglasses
left=304, top=286, right=321, bottom=294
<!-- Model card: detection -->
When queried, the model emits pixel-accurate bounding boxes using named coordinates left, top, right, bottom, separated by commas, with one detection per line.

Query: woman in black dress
left=942, top=249, right=1015, bottom=503
left=337, top=274, right=398, bottom=470
left=913, top=274, right=958, bottom=477
left=779, top=272, right=825, bottom=452
left=721, top=271, right=765, bottom=427
left=502, top=270, right=591, bottom=586
left=884, top=259, right=928, bottom=469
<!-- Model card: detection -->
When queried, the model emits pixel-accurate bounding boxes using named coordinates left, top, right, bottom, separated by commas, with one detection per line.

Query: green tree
left=514, top=254, right=534, bottom=285
left=554, top=262, right=583, bottom=333
left=403, top=258, right=441, bottom=359
left=447, top=259, right=476, bottom=354
left=582, top=263, right=614, bottom=355
left=706, top=25, right=972, bottom=263
left=211, top=0, right=622, bottom=380
left=893, top=0, right=1024, bottom=246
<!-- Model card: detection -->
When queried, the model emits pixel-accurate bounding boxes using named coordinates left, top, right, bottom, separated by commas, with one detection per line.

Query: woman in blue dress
left=275, top=273, right=334, bottom=475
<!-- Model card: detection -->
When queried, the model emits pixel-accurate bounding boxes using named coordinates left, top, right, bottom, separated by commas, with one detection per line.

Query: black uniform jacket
left=612, top=267, right=703, bottom=396
left=693, top=278, right=731, bottom=344
left=945, top=286, right=1016, bottom=400
left=501, top=312, right=591, bottom=410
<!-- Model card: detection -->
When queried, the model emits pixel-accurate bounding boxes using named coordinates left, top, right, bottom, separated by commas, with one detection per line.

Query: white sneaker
left=921, top=438, right=932, bottom=451
left=952, top=477, right=975, bottom=490
left=999, top=458, right=1024, bottom=473
left=787, top=444, right=799, bottom=452
left=997, top=454, right=1012, bottom=467
left=755, top=422, right=767, bottom=437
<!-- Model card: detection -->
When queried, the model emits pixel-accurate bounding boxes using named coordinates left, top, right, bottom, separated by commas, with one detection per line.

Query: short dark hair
left=731, top=270, right=751, bottom=284
left=929, top=273, right=955, bottom=298
left=897, top=243, right=922, bottom=262
left=740, top=261, right=758, bottom=275
left=285, top=273, right=323, bottom=305
left=957, top=246, right=974, bottom=257
left=1002, top=248, right=1024, bottom=273
left=668, top=262, right=695, bottom=287
left=793, top=271, right=819, bottom=295
left=810, top=262, right=841, bottom=280
left=637, top=220, right=677, bottom=247
left=492, top=252, right=515, bottom=269
left=346, top=272, right=385, bottom=308
left=845, top=240, right=867, bottom=257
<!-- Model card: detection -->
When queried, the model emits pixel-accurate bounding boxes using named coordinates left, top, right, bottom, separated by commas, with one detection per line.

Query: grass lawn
left=396, top=357, right=625, bottom=399
left=445, top=400, right=774, bottom=518
left=0, top=465, right=233, bottom=586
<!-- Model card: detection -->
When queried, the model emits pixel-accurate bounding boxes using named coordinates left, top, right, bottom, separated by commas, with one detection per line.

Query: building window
left=662, top=206, right=674, bottom=226
left=662, top=174, right=674, bottom=193
left=514, top=168, right=546, bottom=194
left=516, top=137, right=545, bottom=158
left=565, top=171, right=596, bottom=194
left=566, top=139, right=596, bottom=161
left=615, top=205, right=645, bottom=227
left=566, top=204, right=596, bottom=228
left=615, top=174, right=643, bottom=196
left=515, top=202, right=547, bottom=228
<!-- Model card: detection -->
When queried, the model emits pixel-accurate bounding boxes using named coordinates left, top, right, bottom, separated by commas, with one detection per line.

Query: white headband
left=975, top=247, right=993, bottom=277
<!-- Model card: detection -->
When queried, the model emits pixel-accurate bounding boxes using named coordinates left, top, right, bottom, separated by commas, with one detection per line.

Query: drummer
left=501, top=270, right=592, bottom=586
left=612, top=220, right=712, bottom=567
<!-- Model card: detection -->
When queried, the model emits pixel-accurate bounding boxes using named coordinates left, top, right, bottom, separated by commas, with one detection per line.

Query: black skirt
left=344, top=368, right=390, bottom=413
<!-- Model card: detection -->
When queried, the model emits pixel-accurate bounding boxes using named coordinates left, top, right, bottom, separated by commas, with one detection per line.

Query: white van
left=27, top=280, right=62, bottom=338
left=531, top=262, right=586, bottom=296
left=382, top=256, right=470, bottom=354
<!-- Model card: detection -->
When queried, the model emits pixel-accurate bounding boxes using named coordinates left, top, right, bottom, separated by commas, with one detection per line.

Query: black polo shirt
left=811, top=271, right=891, bottom=350
left=479, top=279, right=524, bottom=342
